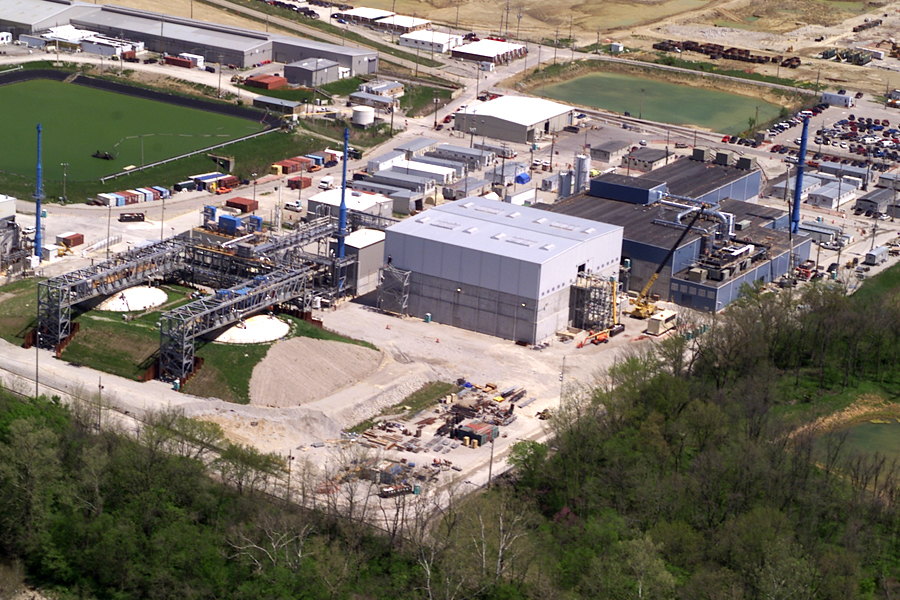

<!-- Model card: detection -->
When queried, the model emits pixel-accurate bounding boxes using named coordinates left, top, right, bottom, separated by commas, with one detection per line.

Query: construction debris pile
left=357, top=380, right=524, bottom=455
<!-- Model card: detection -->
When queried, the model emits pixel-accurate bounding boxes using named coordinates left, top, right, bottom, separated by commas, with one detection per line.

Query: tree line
left=2, top=276, right=900, bottom=598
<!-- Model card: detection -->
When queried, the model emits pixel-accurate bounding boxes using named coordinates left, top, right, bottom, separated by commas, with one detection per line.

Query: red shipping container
left=62, top=233, right=84, bottom=248
left=287, top=176, right=312, bottom=190
left=226, top=197, right=259, bottom=213
left=164, top=55, right=194, bottom=68
left=219, top=175, right=240, bottom=188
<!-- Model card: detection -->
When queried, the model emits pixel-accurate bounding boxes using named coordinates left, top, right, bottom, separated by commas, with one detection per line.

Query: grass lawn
left=61, top=285, right=198, bottom=380
left=401, top=85, right=453, bottom=117
left=0, top=279, right=40, bottom=346
left=0, top=79, right=264, bottom=182
left=184, top=314, right=375, bottom=403
left=0, top=128, right=323, bottom=203
left=298, top=119, right=394, bottom=147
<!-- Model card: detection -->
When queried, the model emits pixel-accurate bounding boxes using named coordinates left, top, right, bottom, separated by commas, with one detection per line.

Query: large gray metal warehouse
left=0, top=0, right=378, bottom=72
left=453, top=96, right=575, bottom=144
left=382, top=197, right=623, bottom=344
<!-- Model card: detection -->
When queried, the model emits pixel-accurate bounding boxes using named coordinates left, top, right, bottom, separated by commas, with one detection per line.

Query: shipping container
left=151, top=186, right=171, bottom=199
left=164, top=55, right=194, bottom=68
left=61, top=233, right=84, bottom=248
left=225, top=197, right=259, bottom=213
left=174, top=180, right=197, bottom=192
left=287, top=176, right=312, bottom=190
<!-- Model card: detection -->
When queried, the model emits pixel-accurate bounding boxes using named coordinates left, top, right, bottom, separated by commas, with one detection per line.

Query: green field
left=0, top=79, right=264, bottom=182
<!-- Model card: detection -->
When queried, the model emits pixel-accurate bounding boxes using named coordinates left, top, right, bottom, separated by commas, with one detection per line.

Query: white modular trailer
left=389, top=159, right=456, bottom=184
left=383, top=197, right=623, bottom=343
left=398, top=29, right=462, bottom=53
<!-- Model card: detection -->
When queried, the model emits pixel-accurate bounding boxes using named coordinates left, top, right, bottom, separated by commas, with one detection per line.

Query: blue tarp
left=515, top=172, right=531, bottom=184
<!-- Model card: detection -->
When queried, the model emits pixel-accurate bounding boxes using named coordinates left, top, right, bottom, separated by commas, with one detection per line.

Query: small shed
left=253, top=95, right=302, bottom=115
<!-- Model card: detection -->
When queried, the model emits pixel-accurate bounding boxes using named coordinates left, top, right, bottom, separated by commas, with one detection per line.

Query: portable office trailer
left=865, top=246, right=889, bottom=265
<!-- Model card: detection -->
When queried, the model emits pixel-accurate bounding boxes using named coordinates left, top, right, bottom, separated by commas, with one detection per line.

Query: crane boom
left=631, top=206, right=705, bottom=318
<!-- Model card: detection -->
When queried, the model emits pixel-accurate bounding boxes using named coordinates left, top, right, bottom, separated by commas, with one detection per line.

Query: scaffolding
left=377, top=264, right=411, bottom=315
left=571, top=274, right=617, bottom=332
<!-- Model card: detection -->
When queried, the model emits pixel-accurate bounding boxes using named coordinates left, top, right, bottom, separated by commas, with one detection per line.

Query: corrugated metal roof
left=454, top=38, right=524, bottom=58
left=0, top=0, right=88, bottom=27
left=255, top=95, right=301, bottom=108
left=337, top=7, right=393, bottom=19
left=387, top=196, right=620, bottom=265
left=458, top=95, right=573, bottom=128
left=73, top=5, right=270, bottom=52
left=374, top=14, right=429, bottom=27
left=270, top=35, right=376, bottom=58
left=400, top=29, right=460, bottom=43
left=394, top=138, right=439, bottom=153
left=637, top=158, right=756, bottom=198
left=434, top=144, right=492, bottom=158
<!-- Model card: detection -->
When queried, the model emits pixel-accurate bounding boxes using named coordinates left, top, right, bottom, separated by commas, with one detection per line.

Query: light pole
left=160, top=195, right=165, bottom=241
left=433, top=96, right=439, bottom=129
left=639, top=88, right=645, bottom=120
left=252, top=173, right=257, bottom=205
left=106, top=201, right=112, bottom=261
left=60, top=162, right=68, bottom=202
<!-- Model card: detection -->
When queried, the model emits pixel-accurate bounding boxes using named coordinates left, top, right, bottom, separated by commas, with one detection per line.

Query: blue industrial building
left=549, top=158, right=810, bottom=312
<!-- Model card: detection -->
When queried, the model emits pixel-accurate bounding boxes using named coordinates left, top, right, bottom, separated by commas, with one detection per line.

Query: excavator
left=630, top=205, right=706, bottom=319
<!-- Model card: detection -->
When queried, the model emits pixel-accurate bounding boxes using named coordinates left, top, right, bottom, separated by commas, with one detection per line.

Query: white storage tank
left=352, top=106, right=376, bottom=126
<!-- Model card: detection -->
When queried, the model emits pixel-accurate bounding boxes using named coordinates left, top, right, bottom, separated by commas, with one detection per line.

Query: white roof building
left=399, top=29, right=462, bottom=53
left=453, top=96, right=575, bottom=143
left=383, top=196, right=623, bottom=343
left=390, top=159, right=456, bottom=184
left=451, top=38, right=526, bottom=63
left=335, top=7, right=394, bottom=21
left=306, top=188, right=393, bottom=219
left=373, top=14, right=430, bottom=32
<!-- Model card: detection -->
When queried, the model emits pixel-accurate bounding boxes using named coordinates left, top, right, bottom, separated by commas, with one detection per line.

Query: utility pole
left=60, top=162, right=68, bottom=201
left=569, top=15, right=574, bottom=62
left=455, top=1, right=460, bottom=30
left=558, top=355, right=566, bottom=407
left=553, top=28, right=558, bottom=64
left=217, top=54, right=223, bottom=98
left=97, top=376, right=103, bottom=431
left=639, top=88, right=645, bottom=120
left=505, top=0, right=510, bottom=37
left=487, top=438, right=495, bottom=488
left=106, top=201, right=112, bottom=261
left=516, top=7, right=522, bottom=41
left=160, top=195, right=165, bottom=242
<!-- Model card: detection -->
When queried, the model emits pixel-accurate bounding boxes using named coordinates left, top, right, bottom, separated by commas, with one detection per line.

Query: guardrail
left=99, top=128, right=278, bottom=183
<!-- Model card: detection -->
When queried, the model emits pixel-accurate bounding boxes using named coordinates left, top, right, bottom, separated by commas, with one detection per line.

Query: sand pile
left=215, top=315, right=289, bottom=344
left=249, top=337, right=383, bottom=407
left=96, top=286, right=167, bottom=312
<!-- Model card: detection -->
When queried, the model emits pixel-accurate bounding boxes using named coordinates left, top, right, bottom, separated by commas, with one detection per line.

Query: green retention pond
left=540, top=72, right=783, bottom=135
left=819, top=420, right=900, bottom=462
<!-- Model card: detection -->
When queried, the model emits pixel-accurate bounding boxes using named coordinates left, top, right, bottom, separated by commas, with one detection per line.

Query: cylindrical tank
left=352, top=106, right=375, bottom=126
left=463, top=436, right=469, bottom=447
